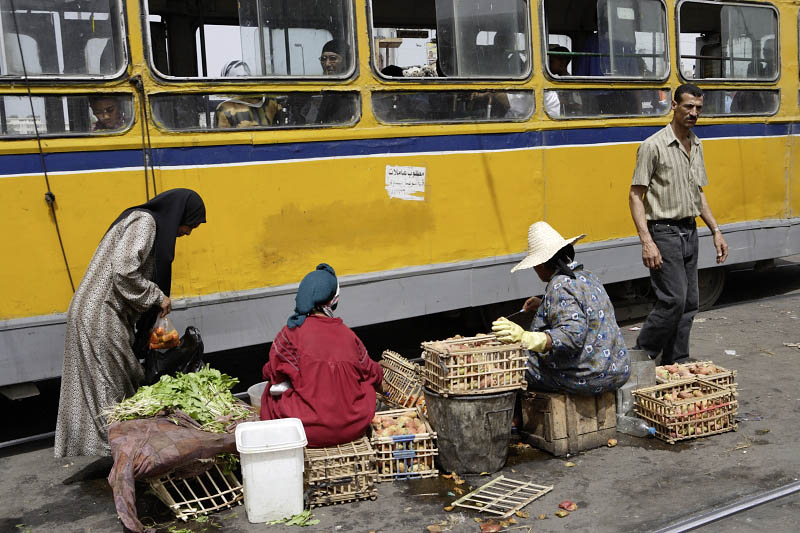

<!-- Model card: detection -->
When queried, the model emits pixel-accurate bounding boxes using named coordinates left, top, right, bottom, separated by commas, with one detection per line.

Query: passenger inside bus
left=319, top=39, right=349, bottom=76
left=316, top=40, right=356, bottom=124
left=260, top=263, right=383, bottom=447
left=89, top=96, right=126, bottom=131
left=214, top=61, right=282, bottom=128
left=544, top=44, right=571, bottom=117
left=730, top=39, right=776, bottom=114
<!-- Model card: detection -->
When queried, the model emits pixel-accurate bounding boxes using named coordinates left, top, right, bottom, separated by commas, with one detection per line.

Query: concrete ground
left=3, top=261, right=800, bottom=533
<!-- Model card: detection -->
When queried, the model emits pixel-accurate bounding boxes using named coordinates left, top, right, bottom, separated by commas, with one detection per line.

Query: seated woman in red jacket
left=260, top=263, right=383, bottom=447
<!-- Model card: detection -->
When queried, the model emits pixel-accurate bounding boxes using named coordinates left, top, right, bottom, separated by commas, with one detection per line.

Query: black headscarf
left=544, top=244, right=578, bottom=279
left=109, top=188, right=206, bottom=297
left=109, top=188, right=206, bottom=355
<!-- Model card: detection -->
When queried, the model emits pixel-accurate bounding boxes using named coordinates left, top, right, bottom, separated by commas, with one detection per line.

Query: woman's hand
left=523, top=296, right=542, bottom=313
left=492, top=317, right=550, bottom=352
left=159, top=295, right=172, bottom=317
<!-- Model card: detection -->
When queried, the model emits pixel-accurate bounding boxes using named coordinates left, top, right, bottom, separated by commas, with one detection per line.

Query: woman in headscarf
left=261, top=263, right=383, bottom=447
left=492, top=222, right=629, bottom=395
left=55, top=188, right=206, bottom=457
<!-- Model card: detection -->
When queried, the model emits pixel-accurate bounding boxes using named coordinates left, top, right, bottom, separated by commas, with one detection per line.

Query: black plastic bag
left=144, top=326, right=205, bottom=385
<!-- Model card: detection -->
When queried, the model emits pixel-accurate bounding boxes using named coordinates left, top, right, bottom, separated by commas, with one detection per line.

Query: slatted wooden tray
left=451, top=475, right=553, bottom=518
left=147, top=461, right=243, bottom=521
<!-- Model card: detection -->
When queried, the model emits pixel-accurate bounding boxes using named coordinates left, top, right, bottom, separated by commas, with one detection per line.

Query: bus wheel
left=698, top=268, right=726, bottom=311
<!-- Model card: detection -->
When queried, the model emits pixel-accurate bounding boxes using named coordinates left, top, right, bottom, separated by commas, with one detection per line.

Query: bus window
left=0, top=0, right=126, bottom=79
left=369, top=0, right=531, bottom=79
left=0, top=94, right=133, bottom=137
left=700, top=89, right=779, bottom=116
left=543, top=88, right=670, bottom=119
left=678, top=1, right=778, bottom=81
left=542, top=0, right=668, bottom=80
left=150, top=92, right=360, bottom=131
left=146, top=0, right=355, bottom=80
left=372, top=90, right=534, bottom=123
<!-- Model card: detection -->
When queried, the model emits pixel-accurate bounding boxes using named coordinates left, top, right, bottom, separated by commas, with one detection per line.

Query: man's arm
left=698, top=188, right=728, bottom=264
left=629, top=185, right=662, bottom=270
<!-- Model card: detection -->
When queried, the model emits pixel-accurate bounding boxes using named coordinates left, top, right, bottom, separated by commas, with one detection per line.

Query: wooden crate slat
left=421, top=335, right=527, bottom=395
left=304, top=437, right=378, bottom=508
left=370, top=406, right=439, bottom=482
left=633, top=378, right=738, bottom=444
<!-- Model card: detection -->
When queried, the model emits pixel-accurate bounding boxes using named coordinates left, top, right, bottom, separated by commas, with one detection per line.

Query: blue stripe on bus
left=0, top=122, right=794, bottom=176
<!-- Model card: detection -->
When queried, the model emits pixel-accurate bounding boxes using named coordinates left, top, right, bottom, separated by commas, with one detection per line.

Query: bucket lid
left=235, top=418, right=307, bottom=454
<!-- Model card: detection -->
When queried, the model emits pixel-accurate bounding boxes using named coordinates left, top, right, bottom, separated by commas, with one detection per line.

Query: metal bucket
left=423, top=388, right=516, bottom=474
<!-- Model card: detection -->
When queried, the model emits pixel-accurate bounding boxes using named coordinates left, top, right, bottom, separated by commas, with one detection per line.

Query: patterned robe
left=55, top=211, right=164, bottom=457
left=527, top=266, right=630, bottom=395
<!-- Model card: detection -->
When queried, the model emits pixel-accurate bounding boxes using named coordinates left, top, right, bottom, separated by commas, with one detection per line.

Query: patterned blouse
left=529, top=263, right=630, bottom=394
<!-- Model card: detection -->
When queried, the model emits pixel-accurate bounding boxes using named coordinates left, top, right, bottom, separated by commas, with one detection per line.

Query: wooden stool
left=520, top=391, right=616, bottom=456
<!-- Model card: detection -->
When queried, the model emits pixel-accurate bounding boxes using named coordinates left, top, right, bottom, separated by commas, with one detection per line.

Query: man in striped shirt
left=628, top=83, right=728, bottom=364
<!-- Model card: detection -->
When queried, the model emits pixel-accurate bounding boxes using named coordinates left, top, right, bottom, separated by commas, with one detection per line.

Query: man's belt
left=647, top=218, right=696, bottom=227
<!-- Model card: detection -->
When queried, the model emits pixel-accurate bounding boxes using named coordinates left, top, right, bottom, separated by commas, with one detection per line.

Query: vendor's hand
left=159, top=295, right=172, bottom=317
left=714, top=232, right=728, bottom=264
left=642, top=239, right=662, bottom=270
left=523, top=296, right=542, bottom=313
left=492, top=318, right=549, bottom=352
left=492, top=317, right=524, bottom=343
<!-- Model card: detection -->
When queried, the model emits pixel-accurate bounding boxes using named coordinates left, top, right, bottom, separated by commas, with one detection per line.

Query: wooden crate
left=655, top=360, right=737, bottom=389
left=304, top=437, right=378, bottom=507
left=147, top=460, right=243, bottom=521
left=421, top=335, right=526, bottom=396
left=370, top=407, right=438, bottom=482
left=520, top=391, right=616, bottom=456
left=380, top=351, right=426, bottom=413
left=633, top=378, right=737, bottom=444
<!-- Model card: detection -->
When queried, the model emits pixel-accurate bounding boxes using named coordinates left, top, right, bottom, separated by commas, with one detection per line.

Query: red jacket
left=261, top=315, right=383, bottom=447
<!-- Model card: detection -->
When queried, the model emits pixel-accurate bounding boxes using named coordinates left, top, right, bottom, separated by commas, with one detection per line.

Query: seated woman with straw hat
left=260, top=263, right=383, bottom=447
left=492, top=222, right=630, bottom=395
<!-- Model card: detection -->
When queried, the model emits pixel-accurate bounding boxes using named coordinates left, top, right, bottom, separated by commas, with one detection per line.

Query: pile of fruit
left=655, top=387, right=731, bottom=437
left=371, top=411, right=435, bottom=475
left=371, top=411, right=428, bottom=438
left=426, top=334, right=496, bottom=354
left=656, top=362, right=723, bottom=382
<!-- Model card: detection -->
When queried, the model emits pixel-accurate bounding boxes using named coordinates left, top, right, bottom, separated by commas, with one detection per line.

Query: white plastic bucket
left=247, top=381, right=268, bottom=416
left=235, top=418, right=307, bottom=523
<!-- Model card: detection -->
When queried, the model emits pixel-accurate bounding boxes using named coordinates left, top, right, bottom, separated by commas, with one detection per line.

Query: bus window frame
left=141, top=0, right=359, bottom=83
left=676, top=0, right=780, bottom=84
left=0, top=92, right=136, bottom=138
left=147, top=90, right=362, bottom=133
left=539, top=0, right=671, bottom=83
left=0, top=0, right=130, bottom=82
left=366, top=0, right=533, bottom=83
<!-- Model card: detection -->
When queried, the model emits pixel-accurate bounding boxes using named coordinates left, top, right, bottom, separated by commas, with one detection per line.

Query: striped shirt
left=631, top=124, right=709, bottom=220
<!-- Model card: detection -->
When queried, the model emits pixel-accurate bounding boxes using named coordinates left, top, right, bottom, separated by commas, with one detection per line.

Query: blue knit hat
left=288, top=263, right=338, bottom=328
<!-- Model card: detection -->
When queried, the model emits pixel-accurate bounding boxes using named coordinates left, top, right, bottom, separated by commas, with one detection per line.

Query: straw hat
left=510, top=222, right=586, bottom=273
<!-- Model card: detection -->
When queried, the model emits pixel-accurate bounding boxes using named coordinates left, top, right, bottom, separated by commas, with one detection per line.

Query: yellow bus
left=1, top=0, right=798, bottom=394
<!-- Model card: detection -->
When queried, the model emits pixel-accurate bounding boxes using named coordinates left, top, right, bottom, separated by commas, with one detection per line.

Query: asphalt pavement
left=2, top=260, right=800, bottom=533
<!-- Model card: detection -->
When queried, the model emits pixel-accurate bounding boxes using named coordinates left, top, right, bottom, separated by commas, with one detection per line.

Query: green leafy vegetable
left=102, top=365, right=251, bottom=432
left=267, top=510, right=320, bottom=527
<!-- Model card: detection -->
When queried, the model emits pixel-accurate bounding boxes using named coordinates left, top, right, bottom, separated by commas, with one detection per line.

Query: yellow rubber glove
left=491, top=317, right=549, bottom=352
